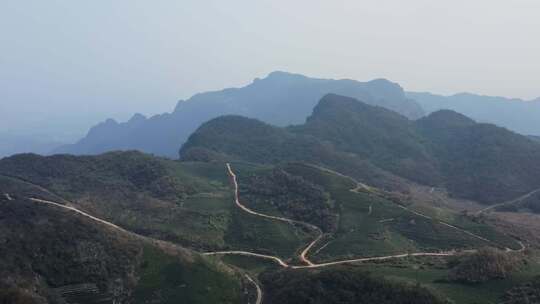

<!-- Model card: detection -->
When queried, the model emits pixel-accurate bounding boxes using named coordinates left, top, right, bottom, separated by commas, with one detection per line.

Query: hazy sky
left=1, top=0, right=539, bottom=140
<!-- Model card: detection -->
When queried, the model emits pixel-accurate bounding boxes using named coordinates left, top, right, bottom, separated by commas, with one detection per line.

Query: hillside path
left=208, top=163, right=518, bottom=270
left=10, top=163, right=527, bottom=304
left=0, top=174, right=73, bottom=205
left=244, top=274, right=262, bottom=304
left=208, top=163, right=528, bottom=269
left=226, top=163, right=322, bottom=266
left=476, top=188, right=540, bottom=215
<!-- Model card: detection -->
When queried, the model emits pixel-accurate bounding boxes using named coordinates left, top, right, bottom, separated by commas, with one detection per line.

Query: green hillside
left=416, top=110, right=540, bottom=204
left=0, top=152, right=308, bottom=259
left=181, top=94, right=540, bottom=205
left=292, top=94, right=440, bottom=185
left=0, top=194, right=243, bottom=304
left=1, top=145, right=537, bottom=303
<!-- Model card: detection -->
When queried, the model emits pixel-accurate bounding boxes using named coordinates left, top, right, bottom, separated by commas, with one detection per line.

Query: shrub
left=449, top=248, right=522, bottom=284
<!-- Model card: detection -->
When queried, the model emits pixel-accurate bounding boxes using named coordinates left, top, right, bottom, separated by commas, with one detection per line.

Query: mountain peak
left=103, top=118, right=119, bottom=126
left=366, top=78, right=400, bottom=87
left=267, top=70, right=309, bottom=79
left=310, top=93, right=401, bottom=122
left=319, top=93, right=360, bottom=104
left=128, top=113, right=146, bottom=123
left=254, top=71, right=312, bottom=84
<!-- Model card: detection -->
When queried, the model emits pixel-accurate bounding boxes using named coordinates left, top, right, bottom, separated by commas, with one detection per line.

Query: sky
left=1, top=0, right=539, bottom=142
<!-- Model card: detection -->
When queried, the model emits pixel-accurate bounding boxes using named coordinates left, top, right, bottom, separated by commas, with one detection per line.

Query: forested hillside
left=181, top=94, right=540, bottom=204
left=0, top=194, right=243, bottom=304
left=2, top=150, right=536, bottom=304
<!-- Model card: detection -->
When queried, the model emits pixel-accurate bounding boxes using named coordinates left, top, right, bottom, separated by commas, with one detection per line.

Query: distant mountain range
left=0, top=133, right=65, bottom=158
left=41, top=72, right=540, bottom=159
left=54, top=71, right=424, bottom=157
left=181, top=94, right=540, bottom=204
left=408, top=92, right=540, bottom=136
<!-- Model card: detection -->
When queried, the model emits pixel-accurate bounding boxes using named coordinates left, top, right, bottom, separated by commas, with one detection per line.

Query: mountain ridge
left=408, top=91, right=540, bottom=136
left=55, top=71, right=424, bottom=157
left=181, top=94, right=540, bottom=204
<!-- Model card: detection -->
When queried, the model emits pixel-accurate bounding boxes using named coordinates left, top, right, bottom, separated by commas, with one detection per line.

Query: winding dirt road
left=293, top=251, right=456, bottom=269
left=202, top=248, right=458, bottom=269
left=213, top=164, right=484, bottom=269
left=476, top=188, right=540, bottom=215
left=244, top=274, right=262, bottom=304
left=319, top=167, right=503, bottom=246
left=211, top=163, right=526, bottom=270
left=299, top=165, right=501, bottom=246
left=29, top=198, right=128, bottom=232
left=8, top=163, right=528, bottom=304
left=0, top=174, right=72, bottom=205
left=24, top=197, right=194, bottom=258
left=226, top=163, right=322, bottom=266
left=299, top=233, right=324, bottom=266
left=22, top=193, right=490, bottom=271
left=203, top=251, right=289, bottom=267
left=305, top=164, right=372, bottom=193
